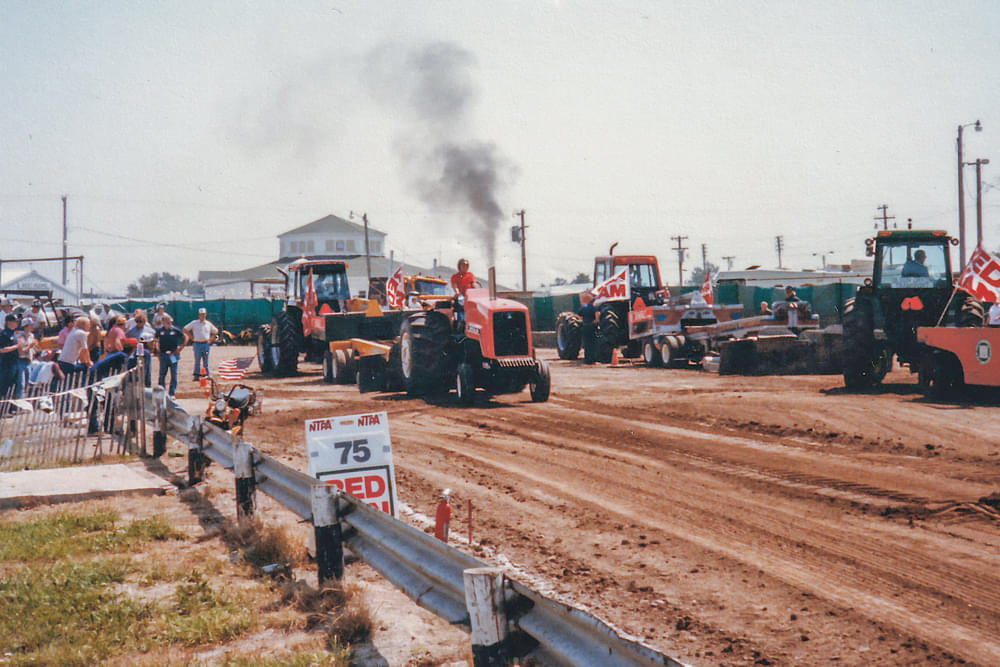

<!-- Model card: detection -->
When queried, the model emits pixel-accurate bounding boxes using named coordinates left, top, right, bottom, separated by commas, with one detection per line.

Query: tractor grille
left=493, top=311, right=529, bottom=357
left=497, top=357, right=535, bottom=368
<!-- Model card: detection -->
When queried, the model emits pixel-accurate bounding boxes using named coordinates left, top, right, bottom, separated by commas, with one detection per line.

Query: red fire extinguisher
left=434, top=489, right=451, bottom=542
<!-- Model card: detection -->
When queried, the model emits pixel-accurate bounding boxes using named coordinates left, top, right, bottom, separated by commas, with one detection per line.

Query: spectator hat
left=20, top=317, right=34, bottom=327
left=5, top=314, right=17, bottom=322
left=32, top=299, right=42, bottom=306
left=198, top=307, right=206, bottom=314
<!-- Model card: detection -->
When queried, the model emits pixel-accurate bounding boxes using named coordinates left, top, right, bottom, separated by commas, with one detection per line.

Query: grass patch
left=0, top=510, right=183, bottom=561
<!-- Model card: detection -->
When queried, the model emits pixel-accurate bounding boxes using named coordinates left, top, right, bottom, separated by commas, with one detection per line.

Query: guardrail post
left=463, top=567, right=510, bottom=667
left=151, top=386, right=167, bottom=457
left=233, top=442, right=256, bottom=521
left=188, top=420, right=208, bottom=486
left=311, top=483, right=343, bottom=585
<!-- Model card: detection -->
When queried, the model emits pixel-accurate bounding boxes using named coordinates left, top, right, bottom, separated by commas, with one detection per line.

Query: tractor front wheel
left=455, top=363, right=476, bottom=406
left=530, top=360, right=551, bottom=402
left=256, top=326, right=274, bottom=374
left=597, top=306, right=622, bottom=364
left=643, top=339, right=661, bottom=367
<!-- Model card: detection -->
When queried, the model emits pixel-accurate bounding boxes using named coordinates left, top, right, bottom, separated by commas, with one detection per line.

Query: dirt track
left=183, top=346, right=1000, bottom=666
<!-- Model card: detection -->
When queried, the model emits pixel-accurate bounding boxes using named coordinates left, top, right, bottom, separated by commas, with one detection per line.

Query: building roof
left=277, top=214, right=386, bottom=239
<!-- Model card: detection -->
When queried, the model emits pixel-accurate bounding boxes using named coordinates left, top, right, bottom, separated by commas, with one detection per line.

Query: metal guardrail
left=142, top=390, right=685, bottom=667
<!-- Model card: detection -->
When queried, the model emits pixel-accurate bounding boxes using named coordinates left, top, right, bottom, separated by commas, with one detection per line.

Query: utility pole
left=670, top=235, right=688, bottom=287
left=351, top=210, right=372, bottom=296
left=775, top=235, right=784, bottom=269
left=722, top=255, right=734, bottom=271
left=701, top=243, right=708, bottom=272
left=61, top=195, right=68, bottom=285
left=874, top=204, right=895, bottom=231
left=513, top=209, right=527, bottom=292
left=957, top=120, right=983, bottom=270
left=967, top=158, right=990, bottom=249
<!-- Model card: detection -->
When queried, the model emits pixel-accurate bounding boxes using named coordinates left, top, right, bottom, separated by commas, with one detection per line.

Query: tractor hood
left=464, top=288, right=528, bottom=315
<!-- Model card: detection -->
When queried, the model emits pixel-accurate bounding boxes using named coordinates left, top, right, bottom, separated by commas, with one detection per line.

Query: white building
left=1, top=268, right=79, bottom=304
left=199, top=214, right=442, bottom=299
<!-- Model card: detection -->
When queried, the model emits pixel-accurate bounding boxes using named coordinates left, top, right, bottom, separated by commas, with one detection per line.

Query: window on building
left=346, top=239, right=356, bottom=252
left=325, top=239, right=334, bottom=251
left=336, top=240, right=345, bottom=251
left=290, top=241, right=298, bottom=254
left=307, top=240, right=315, bottom=252
left=370, top=240, right=382, bottom=255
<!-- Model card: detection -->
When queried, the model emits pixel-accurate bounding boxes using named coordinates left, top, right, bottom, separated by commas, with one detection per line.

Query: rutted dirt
left=176, top=347, right=1000, bottom=666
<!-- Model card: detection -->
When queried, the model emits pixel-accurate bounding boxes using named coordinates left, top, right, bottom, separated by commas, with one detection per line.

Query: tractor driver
left=450, top=258, right=477, bottom=298
left=902, top=249, right=930, bottom=278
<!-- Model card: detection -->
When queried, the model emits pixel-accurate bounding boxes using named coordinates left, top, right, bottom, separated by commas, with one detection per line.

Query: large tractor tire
left=841, top=297, right=887, bottom=390
left=596, top=306, right=622, bottom=364
left=256, top=325, right=274, bottom=374
left=399, top=311, right=454, bottom=396
left=385, top=342, right=404, bottom=392
left=957, top=295, right=985, bottom=327
left=270, top=311, right=300, bottom=376
left=918, top=351, right=963, bottom=398
left=555, top=312, right=582, bottom=360
left=322, top=350, right=335, bottom=383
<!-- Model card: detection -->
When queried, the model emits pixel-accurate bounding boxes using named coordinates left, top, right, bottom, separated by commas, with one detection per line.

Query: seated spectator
left=87, top=314, right=103, bottom=363
left=126, top=311, right=155, bottom=387
left=92, top=316, right=128, bottom=379
left=57, top=316, right=93, bottom=376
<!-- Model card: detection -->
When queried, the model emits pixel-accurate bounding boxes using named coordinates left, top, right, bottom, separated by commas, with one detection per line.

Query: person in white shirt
left=183, top=307, right=218, bottom=380
left=988, top=302, right=1000, bottom=327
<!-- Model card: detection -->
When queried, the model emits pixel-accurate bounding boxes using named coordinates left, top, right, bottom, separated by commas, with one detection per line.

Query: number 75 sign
left=305, top=411, right=399, bottom=518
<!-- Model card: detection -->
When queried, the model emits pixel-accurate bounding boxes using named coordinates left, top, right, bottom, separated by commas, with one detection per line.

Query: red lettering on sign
left=309, top=419, right=332, bottom=432
left=358, top=413, right=381, bottom=426
left=328, top=474, right=389, bottom=501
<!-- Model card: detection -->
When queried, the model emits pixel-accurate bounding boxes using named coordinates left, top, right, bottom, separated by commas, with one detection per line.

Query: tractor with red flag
left=841, top=229, right=987, bottom=391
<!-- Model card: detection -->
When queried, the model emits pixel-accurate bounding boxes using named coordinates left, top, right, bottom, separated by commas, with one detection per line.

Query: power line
left=670, top=235, right=688, bottom=287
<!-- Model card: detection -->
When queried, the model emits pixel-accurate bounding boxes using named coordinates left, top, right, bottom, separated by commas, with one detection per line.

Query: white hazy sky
left=3, top=0, right=1000, bottom=294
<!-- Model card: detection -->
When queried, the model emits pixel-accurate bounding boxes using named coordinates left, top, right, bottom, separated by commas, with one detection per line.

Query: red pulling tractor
left=367, top=282, right=551, bottom=405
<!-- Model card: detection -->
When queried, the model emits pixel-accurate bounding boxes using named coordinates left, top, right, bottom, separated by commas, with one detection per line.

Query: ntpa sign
left=305, top=411, right=399, bottom=517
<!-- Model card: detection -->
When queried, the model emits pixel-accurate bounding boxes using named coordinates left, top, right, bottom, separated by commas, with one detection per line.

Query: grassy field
left=0, top=499, right=371, bottom=666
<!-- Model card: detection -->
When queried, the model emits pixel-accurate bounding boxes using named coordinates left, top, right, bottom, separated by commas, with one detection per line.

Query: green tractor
left=841, top=229, right=983, bottom=389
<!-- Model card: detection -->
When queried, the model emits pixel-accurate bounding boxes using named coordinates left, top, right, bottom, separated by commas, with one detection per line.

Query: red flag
left=301, top=268, right=318, bottom=335
left=386, top=266, right=405, bottom=308
left=700, top=271, right=714, bottom=305
left=957, top=245, right=1000, bottom=303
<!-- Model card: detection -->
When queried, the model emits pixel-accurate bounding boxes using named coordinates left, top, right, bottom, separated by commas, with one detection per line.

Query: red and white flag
left=217, top=357, right=255, bottom=382
left=957, top=245, right=1000, bottom=303
left=700, top=271, right=714, bottom=305
left=386, top=266, right=405, bottom=308
left=591, top=267, right=629, bottom=305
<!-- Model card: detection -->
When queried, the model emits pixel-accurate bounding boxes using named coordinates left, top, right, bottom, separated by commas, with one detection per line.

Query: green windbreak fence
left=112, top=299, right=285, bottom=333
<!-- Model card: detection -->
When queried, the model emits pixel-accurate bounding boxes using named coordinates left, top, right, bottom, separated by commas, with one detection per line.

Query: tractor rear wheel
left=597, top=306, right=622, bottom=364
left=331, top=349, right=352, bottom=384
left=270, top=311, right=300, bottom=376
left=256, top=325, right=274, bottom=374
left=530, top=359, right=551, bottom=402
left=957, top=295, right=985, bottom=327
left=399, top=311, right=453, bottom=395
left=555, top=312, right=582, bottom=360
left=841, top=297, right=884, bottom=390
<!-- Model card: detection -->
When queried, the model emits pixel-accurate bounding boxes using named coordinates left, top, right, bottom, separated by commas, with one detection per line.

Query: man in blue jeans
left=183, top=307, right=218, bottom=380
left=154, top=314, right=185, bottom=399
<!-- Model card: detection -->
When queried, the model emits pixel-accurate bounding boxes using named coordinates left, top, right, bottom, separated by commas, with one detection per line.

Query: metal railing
left=142, top=390, right=685, bottom=667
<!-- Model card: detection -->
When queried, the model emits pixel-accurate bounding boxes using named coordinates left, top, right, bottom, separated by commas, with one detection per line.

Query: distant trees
left=688, top=262, right=720, bottom=287
left=550, top=272, right=591, bottom=287
left=126, top=272, right=204, bottom=298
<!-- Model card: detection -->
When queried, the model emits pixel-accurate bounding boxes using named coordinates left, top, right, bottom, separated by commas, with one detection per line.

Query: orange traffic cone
left=434, top=490, right=451, bottom=542
left=610, top=347, right=619, bottom=367
left=200, top=369, right=209, bottom=397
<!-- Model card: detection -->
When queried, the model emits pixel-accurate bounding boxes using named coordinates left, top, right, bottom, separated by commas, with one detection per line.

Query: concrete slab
left=0, top=462, right=174, bottom=509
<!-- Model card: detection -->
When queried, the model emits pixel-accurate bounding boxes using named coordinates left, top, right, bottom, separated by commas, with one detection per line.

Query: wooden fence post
left=233, top=442, right=256, bottom=521
left=151, top=386, right=167, bottom=457
left=463, top=567, right=510, bottom=667
left=311, top=483, right=343, bottom=585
